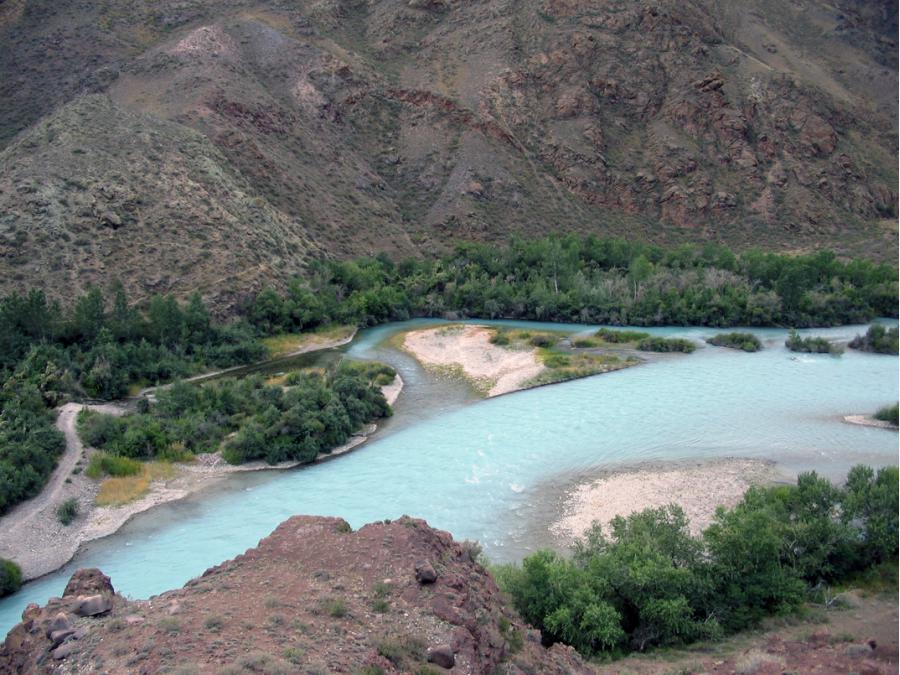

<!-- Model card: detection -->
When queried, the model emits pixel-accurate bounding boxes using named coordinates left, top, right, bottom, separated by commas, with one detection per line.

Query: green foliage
left=706, top=332, right=762, bottom=352
left=84, top=451, right=142, bottom=478
left=326, top=598, right=347, bottom=618
left=0, top=285, right=267, bottom=513
left=0, top=558, right=22, bottom=598
left=594, top=328, right=651, bottom=343
left=246, top=237, right=897, bottom=333
left=849, top=324, right=899, bottom=354
left=497, top=466, right=898, bottom=659
left=56, top=497, right=79, bottom=525
left=83, top=364, right=391, bottom=466
left=785, top=330, right=842, bottom=354
left=0, top=382, right=66, bottom=515
left=637, top=337, right=696, bottom=353
left=874, top=403, right=899, bottom=425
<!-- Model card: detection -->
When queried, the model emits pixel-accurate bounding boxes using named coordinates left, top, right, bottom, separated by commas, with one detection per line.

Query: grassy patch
left=85, top=452, right=142, bottom=479
left=262, top=325, right=355, bottom=358
left=95, top=462, right=177, bottom=506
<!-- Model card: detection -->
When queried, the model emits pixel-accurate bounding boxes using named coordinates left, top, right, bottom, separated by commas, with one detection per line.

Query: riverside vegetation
left=785, top=330, right=843, bottom=355
left=0, top=239, right=896, bottom=542
left=706, top=332, right=763, bottom=352
left=849, top=324, right=900, bottom=354
left=78, top=363, right=393, bottom=467
left=874, top=403, right=899, bottom=426
left=495, top=465, right=899, bottom=660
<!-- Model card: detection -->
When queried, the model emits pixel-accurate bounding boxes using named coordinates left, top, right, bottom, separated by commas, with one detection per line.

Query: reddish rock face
left=0, top=516, right=591, bottom=674
left=0, top=0, right=895, bottom=308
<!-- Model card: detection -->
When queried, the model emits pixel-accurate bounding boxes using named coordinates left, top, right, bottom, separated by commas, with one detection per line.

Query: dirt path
left=0, top=402, right=127, bottom=579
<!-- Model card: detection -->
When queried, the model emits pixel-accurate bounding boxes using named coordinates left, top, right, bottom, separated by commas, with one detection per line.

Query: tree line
left=246, top=237, right=897, bottom=332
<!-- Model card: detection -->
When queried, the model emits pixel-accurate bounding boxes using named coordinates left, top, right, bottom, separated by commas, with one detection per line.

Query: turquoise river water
left=1, top=320, right=897, bottom=635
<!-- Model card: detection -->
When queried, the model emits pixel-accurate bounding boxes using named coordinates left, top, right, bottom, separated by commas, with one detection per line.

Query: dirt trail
left=0, top=402, right=126, bottom=579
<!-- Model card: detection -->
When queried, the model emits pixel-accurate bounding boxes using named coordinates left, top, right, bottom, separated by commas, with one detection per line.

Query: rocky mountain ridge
left=0, top=0, right=896, bottom=309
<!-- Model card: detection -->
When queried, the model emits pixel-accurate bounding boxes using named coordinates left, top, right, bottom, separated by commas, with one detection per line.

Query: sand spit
left=0, top=375, right=402, bottom=581
left=551, top=458, right=782, bottom=542
left=402, top=324, right=545, bottom=397
left=843, top=414, right=898, bottom=431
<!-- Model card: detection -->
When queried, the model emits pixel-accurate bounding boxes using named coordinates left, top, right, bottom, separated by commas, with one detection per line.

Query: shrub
left=158, top=617, right=181, bottom=634
left=849, top=324, right=899, bottom=354
left=204, top=615, right=225, bottom=632
left=56, top=498, right=79, bottom=526
left=530, top=334, right=557, bottom=348
left=0, top=558, right=23, bottom=597
left=707, top=332, right=762, bottom=352
left=489, top=332, right=510, bottom=346
left=326, top=598, right=347, bottom=618
left=572, top=338, right=597, bottom=348
left=785, top=329, right=842, bottom=354
left=637, top=336, right=696, bottom=353
left=595, top=328, right=651, bottom=343
left=874, top=403, right=899, bottom=425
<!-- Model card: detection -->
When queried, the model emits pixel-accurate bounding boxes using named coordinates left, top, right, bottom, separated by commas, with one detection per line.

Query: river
left=1, top=320, right=897, bottom=635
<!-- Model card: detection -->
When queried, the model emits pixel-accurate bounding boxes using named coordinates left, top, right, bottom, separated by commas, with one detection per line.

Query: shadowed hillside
left=0, top=0, right=896, bottom=309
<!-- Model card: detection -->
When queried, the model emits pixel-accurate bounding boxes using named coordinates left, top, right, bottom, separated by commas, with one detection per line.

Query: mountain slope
left=0, top=0, right=896, bottom=308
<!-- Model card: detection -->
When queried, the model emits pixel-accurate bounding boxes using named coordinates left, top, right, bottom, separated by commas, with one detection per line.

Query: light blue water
left=1, top=321, right=897, bottom=635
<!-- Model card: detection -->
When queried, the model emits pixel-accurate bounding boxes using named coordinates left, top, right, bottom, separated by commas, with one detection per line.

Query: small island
left=706, top=332, right=762, bottom=352
left=400, top=324, right=641, bottom=397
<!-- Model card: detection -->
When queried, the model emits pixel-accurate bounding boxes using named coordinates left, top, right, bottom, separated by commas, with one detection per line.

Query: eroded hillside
left=0, top=0, right=896, bottom=308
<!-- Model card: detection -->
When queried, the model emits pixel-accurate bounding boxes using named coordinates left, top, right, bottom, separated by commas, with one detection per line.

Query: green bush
left=874, top=403, right=899, bottom=425
left=849, top=325, right=899, bottom=354
left=530, top=334, right=558, bottom=348
left=706, top=332, right=762, bottom=352
left=785, top=329, right=842, bottom=354
left=56, top=498, right=79, bottom=526
left=496, top=466, right=898, bottom=659
left=0, top=558, right=23, bottom=598
left=637, top=337, right=696, bottom=353
left=489, top=332, right=510, bottom=346
left=595, top=328, right=651, bottom=343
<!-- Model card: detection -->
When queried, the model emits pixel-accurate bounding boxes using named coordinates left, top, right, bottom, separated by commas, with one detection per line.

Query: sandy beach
left=402, top=324, right=545, bottom=396
left=550, top=458, right=783, bottom=542
left=0, top=374, right=402, bottom=581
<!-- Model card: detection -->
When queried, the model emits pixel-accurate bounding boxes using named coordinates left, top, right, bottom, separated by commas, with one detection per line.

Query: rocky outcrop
left=0, top=516, right=592, bottom=674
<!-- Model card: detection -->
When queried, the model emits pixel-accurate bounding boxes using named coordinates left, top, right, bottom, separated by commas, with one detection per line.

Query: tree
left=71, top=287, right=106, bottom=344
